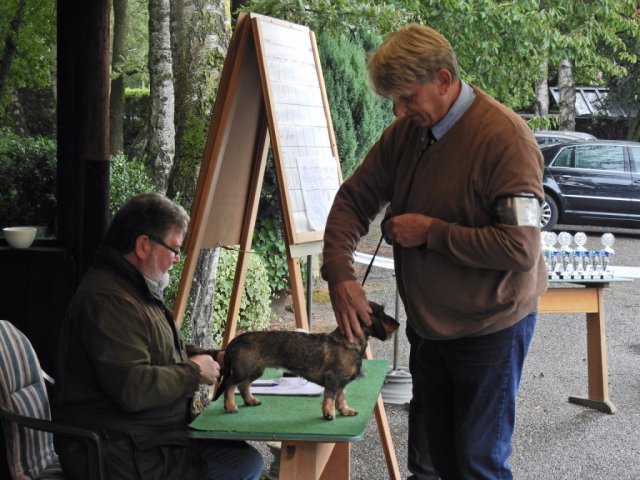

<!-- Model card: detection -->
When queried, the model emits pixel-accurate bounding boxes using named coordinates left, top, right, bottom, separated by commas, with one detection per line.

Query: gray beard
left=144, top=271, right=171, bottom=299
left=158, top=271, right=170, bottom=291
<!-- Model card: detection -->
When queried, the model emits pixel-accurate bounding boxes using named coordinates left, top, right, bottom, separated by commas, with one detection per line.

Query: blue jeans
left=196, top=440, right=264, bottom=480
left=408, top=312, right=536, bottom=480
left=407, top=325, right=439, bottom=480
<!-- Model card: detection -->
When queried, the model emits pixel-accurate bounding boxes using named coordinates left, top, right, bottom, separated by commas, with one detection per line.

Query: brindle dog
left=213, top=302, right=399, bottom=420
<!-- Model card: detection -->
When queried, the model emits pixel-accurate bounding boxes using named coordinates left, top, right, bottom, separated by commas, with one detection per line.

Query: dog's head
left=362, top=301, right=400, bottom=341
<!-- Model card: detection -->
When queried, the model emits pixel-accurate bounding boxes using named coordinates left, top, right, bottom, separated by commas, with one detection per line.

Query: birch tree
left=169, top=0, right=231, bottom=352
left=167, top=0, right=232, bottom=413
left=148, top=0, right=175, bottom=193
left=557, top=59, right=576, bottom=130
left=109, top=0, right=128, bottom=154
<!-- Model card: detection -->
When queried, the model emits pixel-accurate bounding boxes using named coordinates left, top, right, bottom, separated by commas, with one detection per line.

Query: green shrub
left=527, top=116, right=557, bottom=131
left=211, top=248, right=273, bottom=344
left=168, top=249, right=272, bottom=345
left=109, top=153, right=156, bottom=215
left=253, top=213, right=290, bottom=293
left=0, top=128, right=57, bottom=234
left=317, top=31, right=394, bottom=178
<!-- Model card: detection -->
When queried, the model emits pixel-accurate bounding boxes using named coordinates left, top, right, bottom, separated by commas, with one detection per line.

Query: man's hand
left=383, top=213, right=433, bottom=248
left=328, top=279, right=372, bottom=343
left=190, top=354, right=220, bottom=385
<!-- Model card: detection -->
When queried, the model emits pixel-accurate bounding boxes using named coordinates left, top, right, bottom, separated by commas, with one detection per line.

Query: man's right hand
left=328, top=279, right=372, bottom=343
left=190, top=354, right=220, bottom=385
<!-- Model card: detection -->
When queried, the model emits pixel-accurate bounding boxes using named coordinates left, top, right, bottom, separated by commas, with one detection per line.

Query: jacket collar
left=93, top=243, right=161, bottom=302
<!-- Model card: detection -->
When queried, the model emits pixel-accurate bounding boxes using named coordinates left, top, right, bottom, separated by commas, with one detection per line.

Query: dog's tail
left=212, top=358, right=231, bottom=402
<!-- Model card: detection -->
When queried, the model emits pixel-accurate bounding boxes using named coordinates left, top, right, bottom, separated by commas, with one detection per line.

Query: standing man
left=53, top=192, right=264, bottom=480
left=321, top=24, right=547, bottom=479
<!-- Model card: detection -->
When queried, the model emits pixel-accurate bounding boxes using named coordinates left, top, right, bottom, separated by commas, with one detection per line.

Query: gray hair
left=105, top=192, right=189, bottom=253
left=367, top=24, right=459, bottom=99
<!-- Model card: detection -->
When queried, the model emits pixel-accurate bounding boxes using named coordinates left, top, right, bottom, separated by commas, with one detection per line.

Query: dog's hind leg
left=336, top=389, right=358, bottom=416
left=238, top=381, right=262, bottom=407
left=223, top=384, right=240, bottom=413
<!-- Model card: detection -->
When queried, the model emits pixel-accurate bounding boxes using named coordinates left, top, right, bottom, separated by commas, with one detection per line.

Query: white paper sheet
left=296, top=155, right=340, bottom=231
left=248, top=377, right=324, bottom=396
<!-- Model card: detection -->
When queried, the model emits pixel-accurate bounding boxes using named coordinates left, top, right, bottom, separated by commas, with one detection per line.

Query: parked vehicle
left=540, top=140, right=640, bottom=230
left=534, top=130, right=596, bottom=145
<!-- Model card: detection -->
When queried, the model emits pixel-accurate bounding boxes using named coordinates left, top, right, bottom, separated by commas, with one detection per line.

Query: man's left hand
left=384, top=213, right=433, bottom=247
left=190, top=354, right=220, bottom=385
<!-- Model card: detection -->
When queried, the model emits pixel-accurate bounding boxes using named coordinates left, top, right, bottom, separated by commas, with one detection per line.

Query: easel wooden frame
left=173, top=13, right=400, bottom=479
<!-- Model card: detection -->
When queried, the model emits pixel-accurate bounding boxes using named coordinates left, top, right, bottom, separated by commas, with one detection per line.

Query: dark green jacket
left=53, top=244, right=217, bottom=479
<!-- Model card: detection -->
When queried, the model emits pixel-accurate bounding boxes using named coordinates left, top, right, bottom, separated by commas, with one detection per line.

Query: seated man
left=53, top=192, right=264, bottom=480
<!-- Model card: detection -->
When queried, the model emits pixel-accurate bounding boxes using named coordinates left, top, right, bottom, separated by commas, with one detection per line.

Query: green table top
left=188, top=359, right=388, bottom=442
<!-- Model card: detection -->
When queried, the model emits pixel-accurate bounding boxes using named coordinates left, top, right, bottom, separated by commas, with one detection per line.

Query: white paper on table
left=248, top=377, right=324, bottom=396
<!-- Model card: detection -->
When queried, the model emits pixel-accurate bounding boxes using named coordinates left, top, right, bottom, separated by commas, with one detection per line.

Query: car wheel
left=540, top=194, right=558, bottom=231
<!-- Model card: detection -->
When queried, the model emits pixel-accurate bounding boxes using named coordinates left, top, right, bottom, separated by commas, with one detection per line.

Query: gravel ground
left=255, top=222, right=640, bottom=479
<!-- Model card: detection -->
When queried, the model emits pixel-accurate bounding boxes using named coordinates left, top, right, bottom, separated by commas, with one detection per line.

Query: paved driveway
left=350, top=225, right=640, bottom=479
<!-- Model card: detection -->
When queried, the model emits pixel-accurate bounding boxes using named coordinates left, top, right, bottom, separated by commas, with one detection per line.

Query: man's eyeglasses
left=145, top=233, right=181, bottom=256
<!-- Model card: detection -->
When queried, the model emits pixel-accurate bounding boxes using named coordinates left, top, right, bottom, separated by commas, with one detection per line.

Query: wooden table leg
left=365, top=346, right=402, bottom=479
left=279, top=441, right=350, bottom=480
left=567, top=286, right=617, bottom=414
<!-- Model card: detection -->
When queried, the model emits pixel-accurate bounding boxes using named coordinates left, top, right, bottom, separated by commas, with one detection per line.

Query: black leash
left=361, top=234, right=385, bottom=287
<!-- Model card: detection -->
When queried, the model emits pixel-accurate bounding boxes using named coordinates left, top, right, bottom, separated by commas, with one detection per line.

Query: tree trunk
left=188, top=248, right=221, bottom=349
left=534, top=61, right=549, bottom=117
left=148, top=0, right=175, bottom=193
left=169, top=0, right=231, bottom=337
left=0, top=0, right=27, bottom=102
left=188, top=247, right=220, bottom=416
left=169, top=0, right=231, bottom=413
left=9, top=88, right=29, bottom=136
left=109, top=0, right=129, bottom=155
left=168, top=0, right=231, bottom=202
left=558, top=59, right=576, bottom=131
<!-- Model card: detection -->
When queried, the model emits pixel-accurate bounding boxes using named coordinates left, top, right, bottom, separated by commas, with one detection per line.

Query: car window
left=573, top=145, right=624, bottom=172
left=537, top=135, right=564, bottom=145
left=551, top=147, right=572, bottom=167
left=629, top=147, right=640, bottom=171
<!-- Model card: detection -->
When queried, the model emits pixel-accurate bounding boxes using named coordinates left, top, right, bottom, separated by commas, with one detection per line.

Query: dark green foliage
left=0, top=129, right=56, bottom=234
left=253, top=154, right=309, bottom=294
left=167, top=112, right=208, bottom=206
left=167, top=249, right=273, bottom=344
left=123, top=88, right=150, bottom=158
left=253, top=153, right=291, bottom=293
left=211, top=248, right=272, bottom=344
left=12, top=88, right=57, bottom=137
left=317, top=31, right=394, bottom=177
left=253, top=212, right=289, bottom=293
left=108, top=153, right=156, bottom=216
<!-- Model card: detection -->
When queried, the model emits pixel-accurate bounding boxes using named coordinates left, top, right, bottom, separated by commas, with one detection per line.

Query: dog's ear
left=364, top=302, right=400, bottom=340
left=368, top=301, right=384, bottom=315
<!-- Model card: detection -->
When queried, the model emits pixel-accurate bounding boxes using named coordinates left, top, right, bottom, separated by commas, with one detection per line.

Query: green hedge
left=211, top=248, right=272, bottom=344
left=0, top=128, right=57, bottom=234
left=109, top=153, right=156, bottom=215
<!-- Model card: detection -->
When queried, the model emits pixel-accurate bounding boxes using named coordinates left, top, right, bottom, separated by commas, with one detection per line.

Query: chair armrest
left=0, top=405, right=106, bottom=480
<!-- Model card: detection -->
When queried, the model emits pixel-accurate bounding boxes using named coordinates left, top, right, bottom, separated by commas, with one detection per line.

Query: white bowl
left=3, top=226, right=37, bottom=249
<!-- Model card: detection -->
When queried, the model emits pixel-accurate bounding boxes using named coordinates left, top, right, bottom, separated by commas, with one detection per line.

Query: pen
left=251, top=380, right=279, bottom=387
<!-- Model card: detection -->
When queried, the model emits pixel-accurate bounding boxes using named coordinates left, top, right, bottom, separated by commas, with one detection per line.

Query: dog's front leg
left=322, top=391, right=337, bottom=420
left=238, top=381, right=262, bottom=407
left=336, top=389, right=358, bottom=416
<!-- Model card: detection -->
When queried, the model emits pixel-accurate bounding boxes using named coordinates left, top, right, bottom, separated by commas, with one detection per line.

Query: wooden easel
left=173, top=13, right=400, bottom=479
